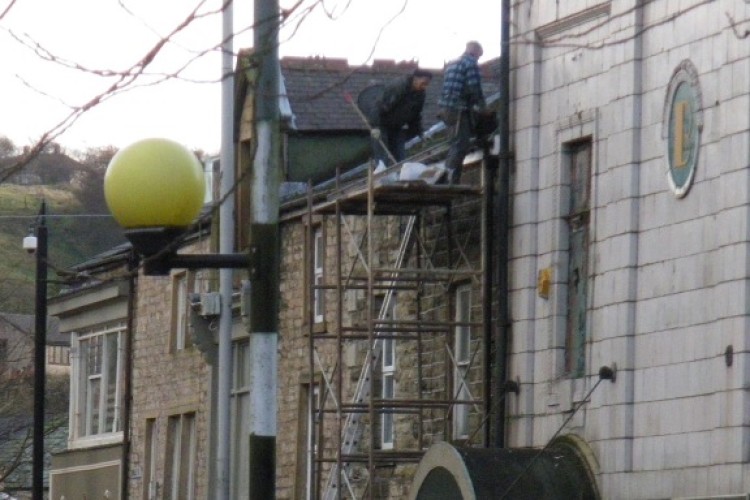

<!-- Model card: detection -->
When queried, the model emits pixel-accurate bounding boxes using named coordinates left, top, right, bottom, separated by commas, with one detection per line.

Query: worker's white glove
left=371, top=128, right=381, bottom=140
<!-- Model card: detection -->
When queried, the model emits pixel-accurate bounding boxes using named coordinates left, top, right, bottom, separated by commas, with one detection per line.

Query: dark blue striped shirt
left=439, top=54, right=485, bottom=111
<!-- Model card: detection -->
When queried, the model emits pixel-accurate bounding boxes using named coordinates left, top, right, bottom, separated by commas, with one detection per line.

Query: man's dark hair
left=413, top=68, right=433, bottom=79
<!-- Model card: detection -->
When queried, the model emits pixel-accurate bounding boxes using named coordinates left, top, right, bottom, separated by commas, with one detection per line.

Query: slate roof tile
left=281, top=55, right=501, bottom=133
left=281, top=56, right=446, bottom=132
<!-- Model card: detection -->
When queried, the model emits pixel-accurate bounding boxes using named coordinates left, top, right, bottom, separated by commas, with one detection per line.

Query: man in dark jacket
left=371, top=69, right=433, bottom=165
left=439, top=41, right=486, bottom=183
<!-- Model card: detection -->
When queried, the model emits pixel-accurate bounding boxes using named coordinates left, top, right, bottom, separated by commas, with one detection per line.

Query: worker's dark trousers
left=443, top=109, right=472, bottom=183
left=373, top=127, right=406, bottom=166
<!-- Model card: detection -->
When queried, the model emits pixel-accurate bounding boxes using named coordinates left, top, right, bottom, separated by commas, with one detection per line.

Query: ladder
left=322, top=215, right=417, bottom=500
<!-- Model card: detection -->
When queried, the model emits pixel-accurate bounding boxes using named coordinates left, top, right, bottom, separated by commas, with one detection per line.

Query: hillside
left=0, top=182, right=125, bottom=314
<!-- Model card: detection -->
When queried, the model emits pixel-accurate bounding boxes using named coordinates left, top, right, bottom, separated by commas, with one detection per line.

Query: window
left=236, top=140, right=252, bottom=250
left=0, top=338, right=6, bottom=375
left=313, top=227, right=325, bottom=324
left=230, top=339, right=251, bottom=499
left=71, top=322, right=124, bottom=443
left=47, top=345, right=70, bottom=366
left=165, top=413, right=196, bottom=500
left=203, top=156, right=218, bottom=203
left=171, top=271, right=194, bottom=351
left=564, top=139, right=591, bottom=377
left=453, top=285, right=471, bottom=439
left=143, top=418, right=159, bottom=500
left=381, top=299, right=396, bottom=449
left=295, top=381, right=320, bottom=500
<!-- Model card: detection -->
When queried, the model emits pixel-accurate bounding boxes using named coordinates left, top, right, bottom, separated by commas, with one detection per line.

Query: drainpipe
left=121, top=252, right=137, bottom=500
left=215, top=0, right=235, bottom=498
left=494, top=0, right=511, bottom=449
left=483, top=146, right=496, bottom=449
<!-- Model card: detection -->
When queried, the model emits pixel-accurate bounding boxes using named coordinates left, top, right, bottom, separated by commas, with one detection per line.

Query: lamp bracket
left=143, top=246, right=258, bottom=276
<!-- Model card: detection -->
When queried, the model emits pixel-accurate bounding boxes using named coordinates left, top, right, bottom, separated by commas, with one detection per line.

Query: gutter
left=494, top=0, right=512, bottom=449
left=120, top=252, right=137, bottom=500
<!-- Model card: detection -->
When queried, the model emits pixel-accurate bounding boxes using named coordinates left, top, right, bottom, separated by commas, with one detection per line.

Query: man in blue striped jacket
left=439, top=41, right=487, bottom=184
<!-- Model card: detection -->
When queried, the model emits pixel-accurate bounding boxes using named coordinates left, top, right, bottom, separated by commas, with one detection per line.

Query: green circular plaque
left=663, top=61, right=702, bottom=198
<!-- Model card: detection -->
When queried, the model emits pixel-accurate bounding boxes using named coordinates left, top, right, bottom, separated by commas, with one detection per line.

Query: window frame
left=0, top=338, right=6, bottom=375
left=381, top=299, right=396, bottom=449
left=47, top=344, right=70, bottom=366
left=143, top=418, right=159, bottom=500
left=164, top=412, right=197, bottom=500
left=230, top=337, right=251, bottom=499
left=69, top=322, right=125, bottom=448
left=295, top=379, right=321, bottom=500
left=381, top=368, right=395, bottom=449
left=453, top=284, right=471, bottom=440
left=313, top=226, right=325, bottom=324
left=170, top=270, right=195, bottom=352
left=563, top=138, right=592, bottom=378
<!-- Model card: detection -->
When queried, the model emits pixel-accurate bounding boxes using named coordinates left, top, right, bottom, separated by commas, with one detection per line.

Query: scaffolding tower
left=306, top=159, right=489, bottom=500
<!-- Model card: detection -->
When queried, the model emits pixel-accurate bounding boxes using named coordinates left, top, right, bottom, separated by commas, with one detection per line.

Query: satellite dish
left=356, top=84, right=385, bottom=125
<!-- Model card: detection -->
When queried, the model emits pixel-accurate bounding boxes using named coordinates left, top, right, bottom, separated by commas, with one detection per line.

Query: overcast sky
left=0, top=0, right=501, bottom=154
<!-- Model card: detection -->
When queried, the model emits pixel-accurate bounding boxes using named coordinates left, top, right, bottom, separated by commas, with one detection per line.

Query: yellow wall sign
left=663, top=60, right=702, bottom=198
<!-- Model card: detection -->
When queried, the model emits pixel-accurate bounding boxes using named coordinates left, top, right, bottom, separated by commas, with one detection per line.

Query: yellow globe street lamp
left=105, top=138, right=255, bottom=275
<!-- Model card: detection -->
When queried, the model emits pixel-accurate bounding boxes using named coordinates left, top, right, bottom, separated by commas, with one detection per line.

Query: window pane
left=105, top=332, right=120, bottom=432
left=314, top=228, right=324, bottom=322
left=455, top=287, right=471, bottom=362
left=314, top=276, right=324, bottom=319
left=88, top=378, right=101, bottom=435
left=144, top=419, right=158, bottom=500
left=454, top=285, right=472, bottom=439
left=459, top=289, right=470, bottom=319
left=87, top=336, right=102, bottom=376
left=167, top=416, right=181, bottom=500
left=455, top=366, right=470, bottom=438
left=383, top=374, right=394, bottom=399
left=74, top=323, right=125, bottom=440
left=182, top=414, right=196, bottom=500
left=174, top=273, right=187, bottom=350
left=231, top=340, right=250, bottom=498
left=314, top=230, right=324, bottom=271
left=231, top=393, right=250, bottom=498
left=233, top=340, right=250, bottom=389
left=382, top=374, right=394, bottom=446
left=383, top=338, right=394, bottom=368
left=457, top=328, right=470, bottom=363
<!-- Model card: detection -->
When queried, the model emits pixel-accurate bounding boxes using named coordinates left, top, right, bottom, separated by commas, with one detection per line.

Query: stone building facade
left=482, top=0, right=750, bottom=498
left=274, top=158, right=490, bottom=499
left=48, top=247, right=132, bottom=500
left=126, top=240, right=215, bottom=499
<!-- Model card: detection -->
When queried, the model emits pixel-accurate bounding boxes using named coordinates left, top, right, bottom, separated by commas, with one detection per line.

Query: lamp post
left=23, top=201, right=47, bottom=500
left=104, top=138, right=256, bottom=500
left=104, top=138, right=255, bottom=275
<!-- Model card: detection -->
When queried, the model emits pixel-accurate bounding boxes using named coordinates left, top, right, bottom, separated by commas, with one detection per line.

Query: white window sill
left=68, top=431, right=124, bottom=450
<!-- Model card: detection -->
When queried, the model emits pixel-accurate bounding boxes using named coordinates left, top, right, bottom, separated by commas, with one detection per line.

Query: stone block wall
left=276, top=169, right=487, bottom=498
left=127, top=238, right=214, bottom=499
left=510, top=1, right=750, bottom=497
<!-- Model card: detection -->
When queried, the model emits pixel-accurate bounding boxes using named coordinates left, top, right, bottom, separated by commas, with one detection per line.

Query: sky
left=0, top=0, right=501, bottom=154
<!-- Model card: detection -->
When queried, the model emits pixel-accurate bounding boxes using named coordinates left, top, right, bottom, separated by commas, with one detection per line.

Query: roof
left=0, top=313, right=63, bottom=345
left=0, top=149, right=85, bottom=185
left=0, top=415, right=68, bottom=491
left=280, top=56, right=446, bottom=132
left=234, top=49, right=501, bottom=135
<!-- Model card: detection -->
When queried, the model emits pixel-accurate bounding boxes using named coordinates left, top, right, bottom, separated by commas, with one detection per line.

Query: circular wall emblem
left=662, top=60, right=702, bottom=198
